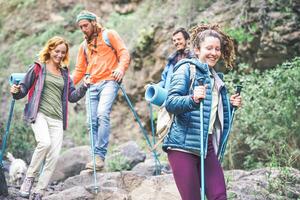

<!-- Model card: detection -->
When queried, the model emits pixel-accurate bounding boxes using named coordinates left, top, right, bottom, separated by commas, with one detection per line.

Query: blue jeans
left=86, top=80, right=119, bottom=160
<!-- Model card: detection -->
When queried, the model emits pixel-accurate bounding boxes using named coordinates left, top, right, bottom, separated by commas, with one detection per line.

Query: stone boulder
left=132, top=157, right=171, bottom=176
left=51, top=146, right=90, bottom=182
left=225, top=167, right=300, bottom=199
left=106, top=141, right=146, bottom=170
left=130, top=174, right=180, bottom=200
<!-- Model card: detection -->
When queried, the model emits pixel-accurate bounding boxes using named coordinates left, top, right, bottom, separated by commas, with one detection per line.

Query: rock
left=63, top=172, right=109, bottom=190
left=225, top=167, right=300, bottom=199
left=132, top=158, right=171, bottom=176
left=106, top=141, right=146, bottom=170
left=49, top=13, right=64, bottom=22
left=51, top=146, right=90, bottom=182
left=130, top=174, right=180, bottom=200
left=43, top=186, right=94, bottom=200
left=94, top=187, right=129, bottom=200
left=57, top=171, right=147, bottom=200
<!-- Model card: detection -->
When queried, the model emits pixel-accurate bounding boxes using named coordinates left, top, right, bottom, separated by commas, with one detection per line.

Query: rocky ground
left=2, top=142, right=300, bottom=200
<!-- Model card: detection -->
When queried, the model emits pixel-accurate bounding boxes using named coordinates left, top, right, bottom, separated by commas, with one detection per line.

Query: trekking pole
left=85, top=73, right=99, bottom=194
left=219, top=85, right=243, bottom=162
left=0, top=77, right=23, bottom=196
left=198, top=78, right=205, bottom=200
left=118, top=84, right=162, bottom=174
left=148, top=103, right=160, bottom=175
left=0, top=98, right=15, bottom=196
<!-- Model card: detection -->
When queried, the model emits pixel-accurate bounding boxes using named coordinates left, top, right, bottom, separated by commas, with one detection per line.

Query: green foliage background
left=0, top=0, right=299, bottom=171
left=224, top=57, right=300, bottom=170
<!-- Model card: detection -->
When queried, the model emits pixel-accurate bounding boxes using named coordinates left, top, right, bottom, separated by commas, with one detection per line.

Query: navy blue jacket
left=158, top=49, right=194, bottom=90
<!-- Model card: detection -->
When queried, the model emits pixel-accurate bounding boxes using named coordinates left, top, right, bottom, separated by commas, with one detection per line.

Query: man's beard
left=177, top=47, right=186, bottom=53
left=85, top=32, right=96, bottom=43
left=85, top=25, right=98, bottom=43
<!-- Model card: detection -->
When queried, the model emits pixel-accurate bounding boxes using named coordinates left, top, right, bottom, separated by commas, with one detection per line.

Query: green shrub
left=136, top=27, right=155, bottom=53
left=106, top=153, right=131, bottom=172
left=266, top=167, right=298, bottom=198
left=225, top=25, right=256, bottom=44
left=223, top=57, right=300, bottom=170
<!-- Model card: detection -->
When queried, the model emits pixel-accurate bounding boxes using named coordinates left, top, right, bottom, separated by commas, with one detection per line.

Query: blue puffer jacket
left=158, top=49, right=194, bottom=90
left=162, top=58, right=232, bottom=160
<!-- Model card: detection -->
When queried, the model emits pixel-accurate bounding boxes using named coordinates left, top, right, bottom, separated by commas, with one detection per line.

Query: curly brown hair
left=190, top=24, right=235, bottom=69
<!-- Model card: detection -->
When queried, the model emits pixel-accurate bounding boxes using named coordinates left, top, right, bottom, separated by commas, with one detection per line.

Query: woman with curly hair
left=10, top=36, right=90, bottom=200
left=163, top=24, right=242, bottom=200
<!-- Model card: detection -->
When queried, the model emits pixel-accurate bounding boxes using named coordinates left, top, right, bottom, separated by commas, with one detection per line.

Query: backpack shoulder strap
left=189, top=64, right=196, bottom=91
left=102, top=29, right=112, bottom=48
left=103, top=29, right=118, bottom=61
left=82, top=29, right=116, bottom=66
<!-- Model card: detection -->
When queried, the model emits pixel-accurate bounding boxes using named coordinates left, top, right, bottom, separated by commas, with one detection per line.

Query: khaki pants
left=26, top=112, right=63, bottom=194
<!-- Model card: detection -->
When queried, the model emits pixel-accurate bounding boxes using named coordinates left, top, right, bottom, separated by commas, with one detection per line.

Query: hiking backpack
left=152, top=63, right=197, bottom=150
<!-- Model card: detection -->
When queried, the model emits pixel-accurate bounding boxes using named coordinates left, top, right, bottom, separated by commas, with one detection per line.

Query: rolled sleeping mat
left=9, top=73, right=26, bottom=85
left=145, top=84, right=168, bottom=106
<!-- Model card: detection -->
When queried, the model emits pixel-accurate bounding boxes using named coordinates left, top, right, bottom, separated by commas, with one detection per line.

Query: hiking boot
left=30, top=192, right=43, bottom=200
left=19, top=177, right=34, bottom=198
left=85, top=156, right=104, bottom=171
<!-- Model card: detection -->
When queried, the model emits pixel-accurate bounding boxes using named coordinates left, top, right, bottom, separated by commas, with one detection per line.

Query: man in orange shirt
left=73, top=10, right=130, bottom=172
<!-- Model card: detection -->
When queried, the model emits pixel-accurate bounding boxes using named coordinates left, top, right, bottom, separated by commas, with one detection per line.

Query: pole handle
left=233, top=85, right=242, bottom=109
left=198, top=77, right=205, bottom=86
left=235, top=85, right=243, bottom=95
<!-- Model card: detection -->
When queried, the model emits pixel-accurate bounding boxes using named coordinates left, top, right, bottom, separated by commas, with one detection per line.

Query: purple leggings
left=167, top=135, right=227, bottom=200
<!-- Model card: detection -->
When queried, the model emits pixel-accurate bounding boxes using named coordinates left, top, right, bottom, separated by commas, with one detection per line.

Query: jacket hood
left=173, top=58, right=209, bottom=74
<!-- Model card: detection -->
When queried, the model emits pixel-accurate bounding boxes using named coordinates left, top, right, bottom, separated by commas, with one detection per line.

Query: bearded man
left=73, top=10, right=130, bottom=173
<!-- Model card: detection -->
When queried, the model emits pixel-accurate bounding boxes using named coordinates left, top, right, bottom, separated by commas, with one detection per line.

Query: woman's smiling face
left=195, top=36, right=221, bottom=68
left=49, top=43, right=67, bottom=66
